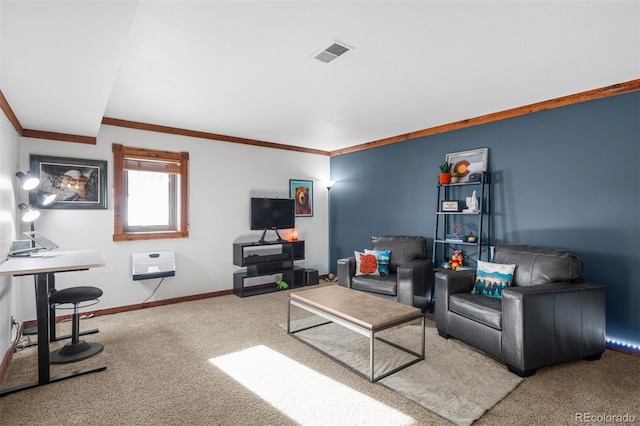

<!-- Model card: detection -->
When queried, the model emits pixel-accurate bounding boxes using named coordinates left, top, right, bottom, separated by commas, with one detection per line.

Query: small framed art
left=289, top=179, right=313, bottom=217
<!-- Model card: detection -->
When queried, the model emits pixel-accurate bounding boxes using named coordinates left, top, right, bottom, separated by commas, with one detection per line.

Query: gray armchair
left=435, top=244, right=606, bottom=377
left=337, top=235, right=433, bottom=310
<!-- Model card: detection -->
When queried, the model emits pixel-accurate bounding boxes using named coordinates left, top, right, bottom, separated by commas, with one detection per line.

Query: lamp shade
left=15, top=171, right=39, bottom=191
left=34, top=190, right=56, bottom=206
left=18, top=203, right=40, bottom=222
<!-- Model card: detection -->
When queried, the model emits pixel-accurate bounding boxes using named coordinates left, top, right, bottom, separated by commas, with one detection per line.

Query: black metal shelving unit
left=432, top=172, right=491, bottom=269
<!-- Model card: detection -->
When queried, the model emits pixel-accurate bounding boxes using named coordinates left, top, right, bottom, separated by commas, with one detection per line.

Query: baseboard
left=605, top=343, right=640, bottom=357
left=23, top=288, right=234, bottom=329
left=0, top=323, right=24, bottom=384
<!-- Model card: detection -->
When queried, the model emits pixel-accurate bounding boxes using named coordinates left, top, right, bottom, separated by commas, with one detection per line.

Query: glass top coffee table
left=287, top=285, right=425, bottom=382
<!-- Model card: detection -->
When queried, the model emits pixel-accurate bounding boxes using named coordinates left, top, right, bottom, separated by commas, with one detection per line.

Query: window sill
left=113, top=231, right=189, bottom=242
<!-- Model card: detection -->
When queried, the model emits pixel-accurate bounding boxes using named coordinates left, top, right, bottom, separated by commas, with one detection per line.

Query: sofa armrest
left=337, top=257, right=356, bottom=288
left=501, top=281, right=606, bottom=374
left=434, top=270, right=476, bottom=334
left=397, top=258, right=433, bottom=306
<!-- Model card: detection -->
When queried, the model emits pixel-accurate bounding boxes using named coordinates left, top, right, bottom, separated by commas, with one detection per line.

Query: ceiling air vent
left=311, top=41, right=352, bottom=63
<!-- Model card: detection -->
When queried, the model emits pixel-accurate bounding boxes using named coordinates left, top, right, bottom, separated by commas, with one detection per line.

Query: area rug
left=282, top=317, right=524, bottom=426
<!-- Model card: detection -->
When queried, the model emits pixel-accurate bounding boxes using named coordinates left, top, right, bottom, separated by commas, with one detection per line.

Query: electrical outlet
left=10, top=315, right=18, bottom=327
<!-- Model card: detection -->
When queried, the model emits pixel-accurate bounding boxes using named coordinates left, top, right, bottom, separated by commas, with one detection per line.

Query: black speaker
left=468, top=172, right=482, bottom=182
left=304, top=268, right=319, bottom=286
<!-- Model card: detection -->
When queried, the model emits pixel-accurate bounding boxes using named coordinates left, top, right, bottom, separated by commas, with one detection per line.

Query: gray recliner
left=435, top=244, right=606, bottom=377
left=337, top=235, right=433, bottom=310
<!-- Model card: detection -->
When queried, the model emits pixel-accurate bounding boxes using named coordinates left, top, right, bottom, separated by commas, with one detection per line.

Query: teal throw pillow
left=471, top=260, right=516, bottom=299
left=365, top=249, right=391, bottom=275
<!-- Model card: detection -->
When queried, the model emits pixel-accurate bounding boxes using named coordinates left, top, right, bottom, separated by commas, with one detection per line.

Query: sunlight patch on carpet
left=210, top=345, right=414, bottom=425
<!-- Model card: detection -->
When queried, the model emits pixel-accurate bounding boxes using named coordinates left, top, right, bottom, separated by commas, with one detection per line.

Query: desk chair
left=49, top=286, right=104, bottom=364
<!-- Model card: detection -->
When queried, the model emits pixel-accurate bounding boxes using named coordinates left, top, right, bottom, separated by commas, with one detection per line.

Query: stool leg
left=50, top=303, right=104, bottom=364
left=71, top=304, right=80, bottom=344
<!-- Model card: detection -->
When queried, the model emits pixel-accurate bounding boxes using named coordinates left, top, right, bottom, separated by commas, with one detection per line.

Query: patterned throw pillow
left=365, top=249, right=391, bottom=275
left=354, top=251, right=380, bottom=276
left=471, top=260, right=516, bottom=299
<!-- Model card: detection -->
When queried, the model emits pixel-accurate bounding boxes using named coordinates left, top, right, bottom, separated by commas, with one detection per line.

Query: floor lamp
left=325, top=181, right=335, bottom=275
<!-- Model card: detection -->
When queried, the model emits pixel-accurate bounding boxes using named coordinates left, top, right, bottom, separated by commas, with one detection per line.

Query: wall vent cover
left=312, top=41, right=352, bottom=63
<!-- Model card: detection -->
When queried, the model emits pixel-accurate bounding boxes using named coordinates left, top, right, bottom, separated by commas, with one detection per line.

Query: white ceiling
left=1, top=1, right=638, bottom=153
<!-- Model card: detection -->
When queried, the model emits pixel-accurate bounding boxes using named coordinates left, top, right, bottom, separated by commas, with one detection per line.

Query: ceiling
left=1, top=1, right=638, bottom=153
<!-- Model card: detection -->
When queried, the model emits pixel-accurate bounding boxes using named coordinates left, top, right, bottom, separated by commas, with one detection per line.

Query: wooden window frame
left=113, top=143, right=189, bottom=241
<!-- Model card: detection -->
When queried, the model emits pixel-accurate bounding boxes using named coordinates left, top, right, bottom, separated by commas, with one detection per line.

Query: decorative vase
left=439, top=173, right=451, bottom=184
left=450, top=176, right=459, bottom=183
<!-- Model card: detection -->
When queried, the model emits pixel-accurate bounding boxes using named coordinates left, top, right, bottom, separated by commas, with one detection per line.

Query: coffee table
left=287, top=285, right=425, bottom=382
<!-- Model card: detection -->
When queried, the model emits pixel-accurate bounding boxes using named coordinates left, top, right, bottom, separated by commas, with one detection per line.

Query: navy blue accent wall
left=329, top=91, right=640, bottom=345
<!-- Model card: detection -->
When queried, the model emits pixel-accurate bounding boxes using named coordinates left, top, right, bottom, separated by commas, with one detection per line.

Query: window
left=113, top=144, right=189, bottom=241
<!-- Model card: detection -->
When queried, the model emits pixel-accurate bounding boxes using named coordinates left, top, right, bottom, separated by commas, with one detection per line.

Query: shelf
left=234, top=283, right=281, bottom=297
left=436, top=211, right=480, bottom=215
left=437, top=181, right=482, bottom=187
left=435, top=240, right=479, bottom=246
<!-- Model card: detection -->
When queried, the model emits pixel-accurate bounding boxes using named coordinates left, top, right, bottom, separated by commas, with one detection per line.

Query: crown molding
left=0, top=90, right=23, bottom=135
left=102, top=117, right=331, bottom=156
left=330, top=78, right=640, bottom=157
left=22, top=129, right=96, bottom=145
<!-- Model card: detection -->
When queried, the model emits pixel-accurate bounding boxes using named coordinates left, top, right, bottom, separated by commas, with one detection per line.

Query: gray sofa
left=435, top=244, right=606, bottom=377
left=337, top=235, right=433, bottom=310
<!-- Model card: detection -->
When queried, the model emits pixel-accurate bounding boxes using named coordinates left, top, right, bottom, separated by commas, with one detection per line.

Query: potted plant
left=450, top=171, right=460, bottom=183
left=439, top=162, right=453, bottom=184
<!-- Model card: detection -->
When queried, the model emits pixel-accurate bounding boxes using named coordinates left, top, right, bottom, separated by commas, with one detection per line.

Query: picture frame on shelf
left=289, top=179, right=313, bottom=217
left=441, top=201, right=461, bottom=212
left=445, top=148, right=488, bottom=183
left=30, top=154, right=108, bottom=209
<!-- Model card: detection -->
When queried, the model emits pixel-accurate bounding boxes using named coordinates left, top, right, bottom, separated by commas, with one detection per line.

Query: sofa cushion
left=354, top=251, right=380, bottom=276
left=365, top=249, right=391, bottom=275
left=449, top=293, right=503, bottom=330
left=369, top=235, right=426, bottom=273
left=351, top=274, right=397, bottom=297
left=471, top=260, right=516, bottom=298
left=493, top=244, right=583, bottom=287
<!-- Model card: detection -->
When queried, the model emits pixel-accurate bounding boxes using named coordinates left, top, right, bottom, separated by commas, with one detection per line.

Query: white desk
left=0, top=250, right=106, bottom=396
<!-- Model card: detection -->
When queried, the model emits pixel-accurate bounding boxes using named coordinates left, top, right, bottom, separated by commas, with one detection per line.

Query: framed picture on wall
left=445, top=148, right=489, bottom=183
left=30, top=155, right=108, bottom=209
left=289, top=179, right=313, bottom=217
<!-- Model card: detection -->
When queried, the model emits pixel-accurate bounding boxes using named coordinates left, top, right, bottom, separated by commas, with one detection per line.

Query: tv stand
left=258, top=229, right=287, bottom=244
left=232, top=240, right=305, bottom=297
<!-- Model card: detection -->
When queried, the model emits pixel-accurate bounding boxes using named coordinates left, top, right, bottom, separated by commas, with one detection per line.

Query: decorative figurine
left=450, top=250, right=464, bottom=270
left=463, top=190, right=480, bottom=213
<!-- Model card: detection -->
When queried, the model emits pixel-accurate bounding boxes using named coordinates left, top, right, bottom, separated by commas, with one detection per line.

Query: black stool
left=49, top=286, right=104, bottom=364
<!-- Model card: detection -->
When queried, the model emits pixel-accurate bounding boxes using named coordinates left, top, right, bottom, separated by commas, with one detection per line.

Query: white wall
left=0, top=110, right=21, bottom=354
left=17, top=124, right=330, bottom=319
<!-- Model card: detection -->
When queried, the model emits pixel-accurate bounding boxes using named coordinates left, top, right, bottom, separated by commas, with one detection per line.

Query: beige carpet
left=1, top=284, right=639, bottom=425
left=285, top=317, right=523, bottom=426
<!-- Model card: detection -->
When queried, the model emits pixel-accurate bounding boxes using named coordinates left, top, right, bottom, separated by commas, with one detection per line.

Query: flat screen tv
left=250, top=197, right=295, bottom=243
